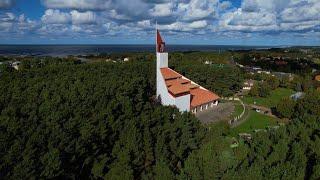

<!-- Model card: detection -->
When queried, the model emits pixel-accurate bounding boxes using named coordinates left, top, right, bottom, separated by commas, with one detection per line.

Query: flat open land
left=231, top=110, right=278, bottom=135
left=242, top=88, right=294, bottom=108
left=196, top=102, right=234, bottom=124
left=231, top=100, right=244, bottom=118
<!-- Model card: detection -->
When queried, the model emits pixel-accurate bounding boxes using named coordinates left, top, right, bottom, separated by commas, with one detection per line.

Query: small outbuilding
left=290, top=92, right=305, bottom=101
left=243, top=79, right=254, bottom=90
left=12, top=61, right=21, bottom=70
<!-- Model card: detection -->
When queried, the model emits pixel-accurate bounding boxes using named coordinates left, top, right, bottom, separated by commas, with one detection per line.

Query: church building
left=156, top=30, right=219, bottom=114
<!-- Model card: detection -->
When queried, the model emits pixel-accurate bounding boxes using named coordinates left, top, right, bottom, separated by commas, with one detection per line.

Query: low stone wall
left=221, top=97, right=240, bottom=101
left=233, top=100, right=245, bottom=120
left=221, top=97, right=246, bottom=125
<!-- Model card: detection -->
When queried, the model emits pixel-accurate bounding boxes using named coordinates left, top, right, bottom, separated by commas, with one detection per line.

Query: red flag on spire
left=156, top=30, right=165, bottom=53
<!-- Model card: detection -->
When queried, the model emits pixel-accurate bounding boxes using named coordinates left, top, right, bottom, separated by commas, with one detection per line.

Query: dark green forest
left=181, top=90, right=320, bottom=179
left=169, top=52, right=244, bottom=97
left=0, top=59, right=208, bottom=179
left=0, top=54, right=320, bottom=179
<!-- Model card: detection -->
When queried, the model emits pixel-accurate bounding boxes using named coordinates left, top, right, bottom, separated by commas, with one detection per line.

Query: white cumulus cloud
left=70, top=10, right=97, bottom=24
left=41, top=9, right=97, bottom=25
left=0, top=12, right=38, bottom=35
left=41, top=0, right=111, bottom=11
left=219, top=1, right=232, bottom=10
left=220, top=0, right=320, bottom=32
left=178, top=0, right=219, bottom=21
left=149, top=2, right=175, bottom=17
left=41, top=9, right=71, bottom=24
left=1, top=0, right=319, bottom=43
left=220, top=8, right=277, bottom=32
left=189, top=20, right=208, bottom=29
left=280, top=1, right=320, bottom=23
left=0, top=0, right=14, bottom=9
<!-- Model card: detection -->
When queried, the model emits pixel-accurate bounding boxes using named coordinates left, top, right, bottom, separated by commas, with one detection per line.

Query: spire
left=156, top=29, right=165, bottom=53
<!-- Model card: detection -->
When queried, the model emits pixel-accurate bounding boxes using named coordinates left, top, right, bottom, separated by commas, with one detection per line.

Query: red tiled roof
left=165, top=78, right=190, bottom=87
left=160, top=68, right=182, bottom=80
left=160, top=67, right=220, bottom=106
left=168, top=84, right=190, bottom=95
left=190, top=88, right=220, bottom=108
left=185, top=83, right=200, bottom=89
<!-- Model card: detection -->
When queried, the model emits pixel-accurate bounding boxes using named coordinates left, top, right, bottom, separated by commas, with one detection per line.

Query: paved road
left=196, top=102, right=234, bottom=124
left=248, top=104, right=277, bottom=118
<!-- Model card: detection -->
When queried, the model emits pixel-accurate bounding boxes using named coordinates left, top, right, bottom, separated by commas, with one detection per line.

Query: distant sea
left=0, top=45, right=276, bottom=57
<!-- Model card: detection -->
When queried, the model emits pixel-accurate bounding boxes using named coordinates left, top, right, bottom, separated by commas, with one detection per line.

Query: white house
left=243, top=79, right=254, bottom=90
left=204, top=60, right=212, bottom=65
left=156, top=30, right=219, bottom=114
left=12, top=61, right=21, bottom=70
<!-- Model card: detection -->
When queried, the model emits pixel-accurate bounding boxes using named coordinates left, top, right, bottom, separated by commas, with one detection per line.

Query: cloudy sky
left=0, top=0, right=319, bottom=45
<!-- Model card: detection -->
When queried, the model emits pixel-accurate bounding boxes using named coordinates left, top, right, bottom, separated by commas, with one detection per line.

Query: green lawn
left=231, top=110, right=278, bottom=135
left=314, top=58, right=320, bottom=65
left=232, top=101, right=244, bottom=118
left=242, top=88, right=294, bottom=108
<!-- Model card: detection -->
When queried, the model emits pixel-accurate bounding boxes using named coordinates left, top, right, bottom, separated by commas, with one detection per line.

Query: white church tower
left=156, top=30, right=191, bottom=112
left=155, top=29, right=220, bottom=113
left=156, top=30, right=168, bottom=97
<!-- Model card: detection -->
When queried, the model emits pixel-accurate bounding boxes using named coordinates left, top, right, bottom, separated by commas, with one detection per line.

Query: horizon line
left=0, top=44, right=319, bottom=47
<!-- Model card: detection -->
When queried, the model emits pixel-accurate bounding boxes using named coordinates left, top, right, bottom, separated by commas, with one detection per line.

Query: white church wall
left=157, top=69, right=175, bottom=105
left=156, top=52, right=175, bottom=106
left=156, top=69, right=161, bottom=97
left=156, top=51, right=190, bottom=112
left=175, top=94, right=190, bottom=112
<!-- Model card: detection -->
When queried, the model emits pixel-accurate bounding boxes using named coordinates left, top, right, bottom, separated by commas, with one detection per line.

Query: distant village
left=230, top=51, right=320, bottom=93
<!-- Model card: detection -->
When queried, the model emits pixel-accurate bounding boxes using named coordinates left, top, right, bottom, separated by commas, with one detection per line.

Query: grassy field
left=232, top=101, right=244, bottom=118
left=314, top=58, right=320, bottom=65
left=242, top=88, right=294, bottom=108
left=231, top=110, right=278, bottom=135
